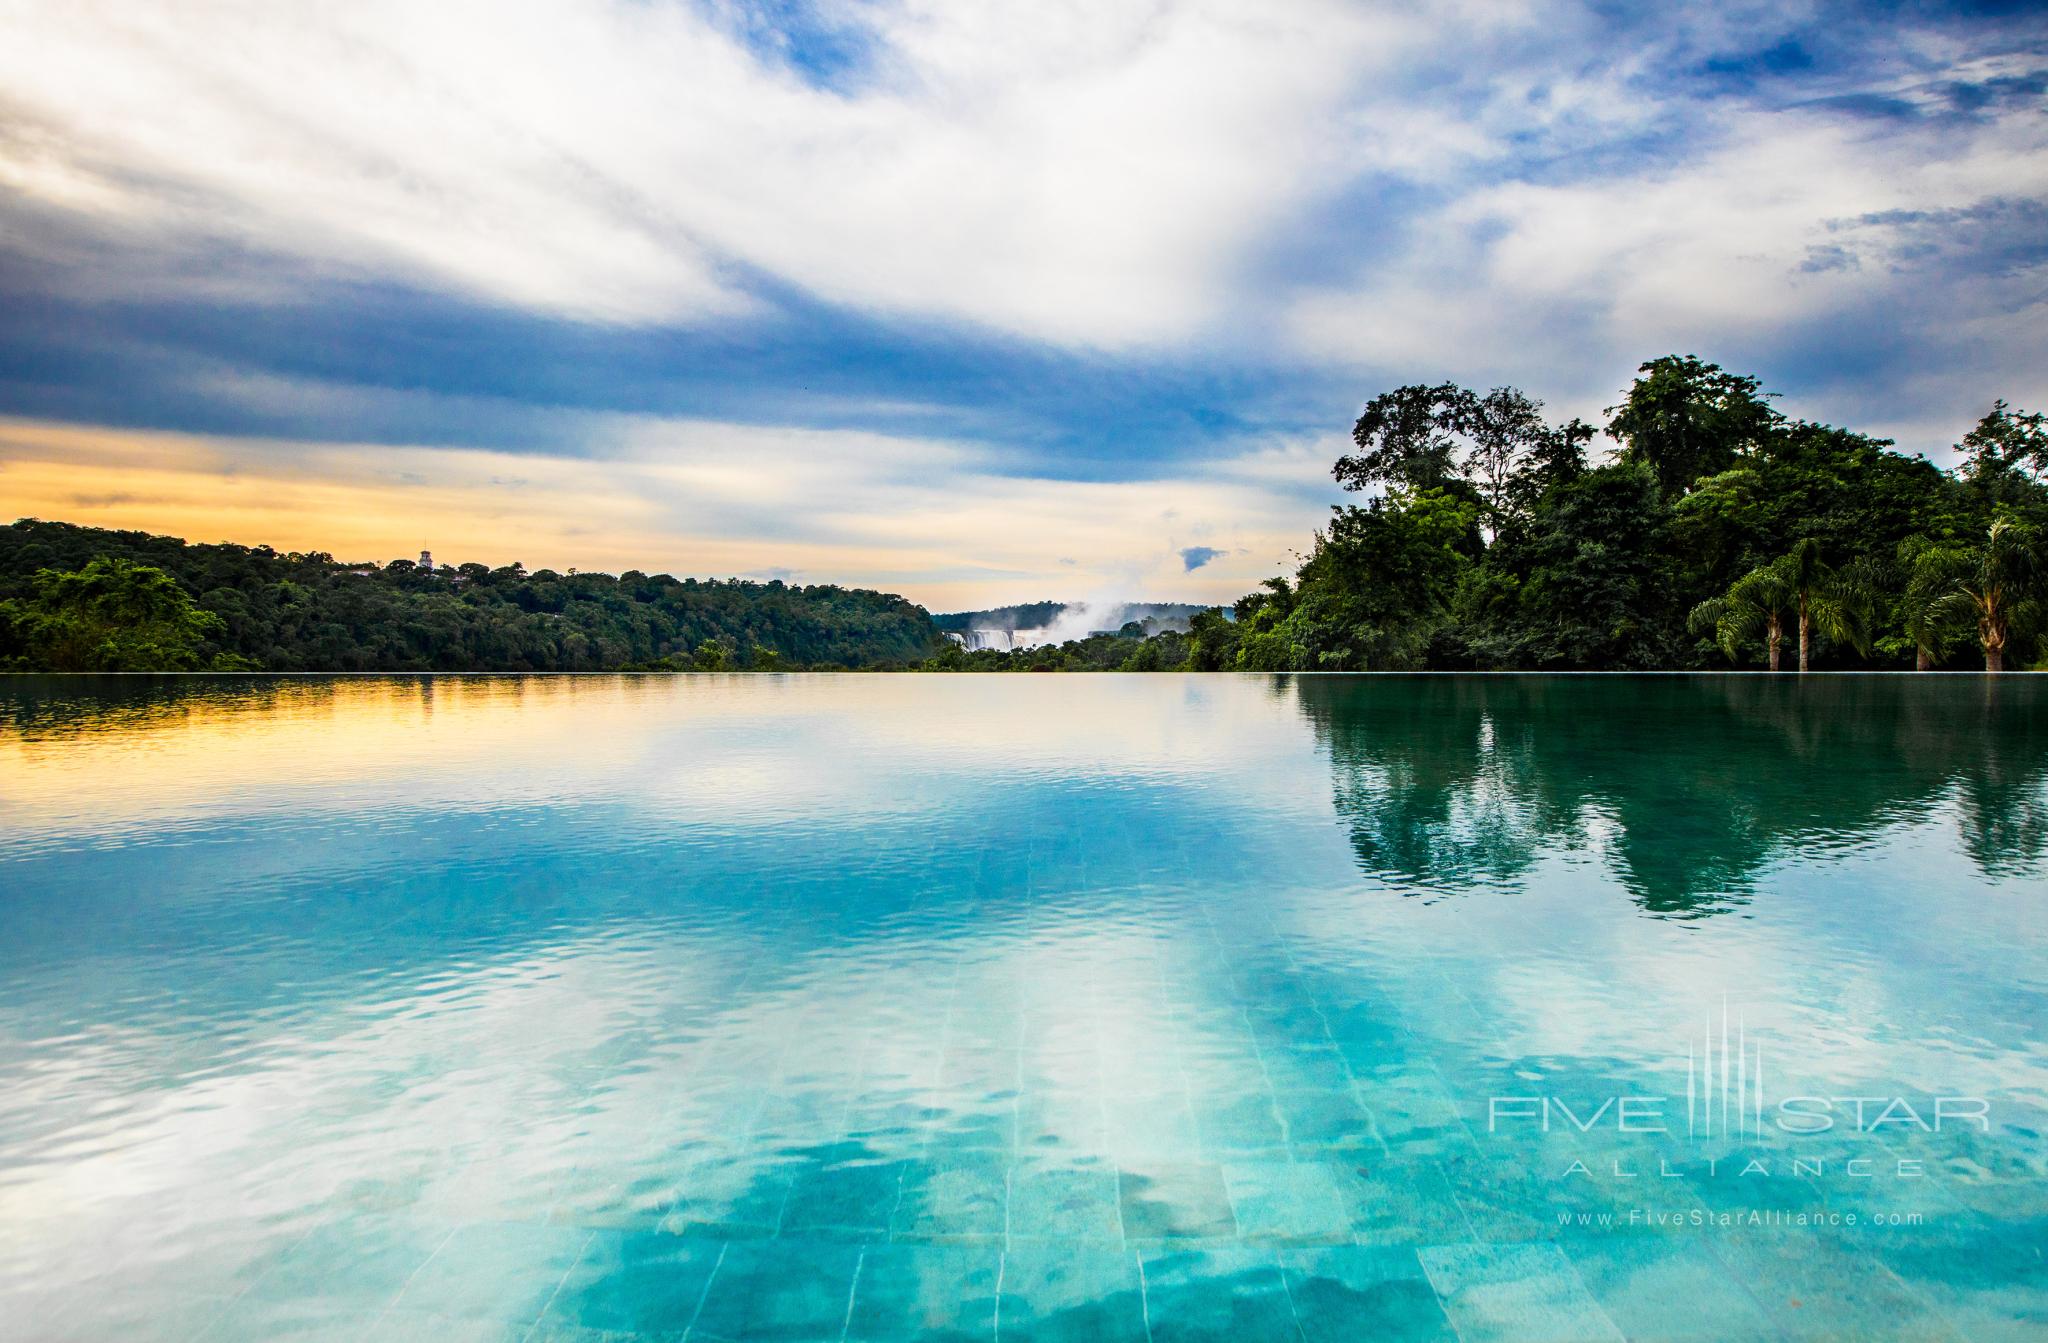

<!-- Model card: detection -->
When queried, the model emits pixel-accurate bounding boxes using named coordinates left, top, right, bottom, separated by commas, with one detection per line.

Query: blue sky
left=1, top=0, right=2043, bottom=608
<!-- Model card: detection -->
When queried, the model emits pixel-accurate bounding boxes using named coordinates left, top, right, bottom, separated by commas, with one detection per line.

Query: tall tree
left=1502, top=416, right=1594, bottom=518
left=1689, top=541, right=1867, bottom=672
left=1934, top=519, right=2042, bottom=672
left=1958, top=401, right=2048, bottom=487
left=1466, top=463, right=1676, bottom=669
left=1182, top=608, right=1241, bottom=672
left=1340, top=383, right=1573, bottom=530
left=1690, top=561, right=1796, bottom=671
left=1339, top=383, right=1470, bottom=495
left=1896, top=540, right=1972, bottom=670
left=1459, top=388, right=1564, bottom=524
left=1781, top=538, right=1872, bottom=673
left=1243, top=489, right=1478, bottom=671
left=1607, top=356, right=1780, bottom=499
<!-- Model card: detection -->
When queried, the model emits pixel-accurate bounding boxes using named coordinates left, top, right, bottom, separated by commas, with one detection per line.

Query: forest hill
left=0, top=526, right=937, bottom=673
left=3, top=355, right=2044, bottom=674
left=1157, top=358, right=2046, bottom=675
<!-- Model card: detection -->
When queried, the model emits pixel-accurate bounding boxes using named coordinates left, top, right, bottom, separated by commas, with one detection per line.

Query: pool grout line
left=836, top=1248, right=865, bottom=1342
left=991, top=1243, right=1006, bottom=1341
left=519, top=1227, right=596, bottom=1342
left=1132, top=1242, right=1155, bottom=1343
left=369, top=1223, right=460, bottom=1336
left=678, top=1238, right=728, bottom=1343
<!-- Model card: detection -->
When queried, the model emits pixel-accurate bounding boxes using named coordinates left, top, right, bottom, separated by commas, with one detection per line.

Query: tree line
left=930, top=356, right=2044, bottom=673
left=0, top=522, right=936, bottom=672
left=3, top=354, right=2042, bottom=674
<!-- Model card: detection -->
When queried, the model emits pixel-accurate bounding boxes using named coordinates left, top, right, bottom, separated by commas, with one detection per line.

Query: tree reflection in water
left=1294, top=674, right=2048, bottom=916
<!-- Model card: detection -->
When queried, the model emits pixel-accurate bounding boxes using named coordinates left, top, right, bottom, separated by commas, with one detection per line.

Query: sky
left=1, top=0, right=2044, bottom=611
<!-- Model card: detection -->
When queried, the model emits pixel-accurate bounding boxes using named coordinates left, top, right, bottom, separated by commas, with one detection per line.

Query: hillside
left=0, top=520, right=942, bottom=672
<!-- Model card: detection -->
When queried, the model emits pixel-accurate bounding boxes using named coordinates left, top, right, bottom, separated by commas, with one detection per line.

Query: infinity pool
left=2, top=674, right=2044, bottom=1341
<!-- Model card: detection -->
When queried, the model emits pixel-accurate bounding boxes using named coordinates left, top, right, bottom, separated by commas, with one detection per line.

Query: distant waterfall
left=946, top=628, right=1028, bottom=652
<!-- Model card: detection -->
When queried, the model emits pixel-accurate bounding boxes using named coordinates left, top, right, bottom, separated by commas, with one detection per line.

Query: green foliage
left=1929, top=518, right=2044, bottom=672
left=1118, top=630, right=1188, bottom=671
left=1785, top=538, right=1875, bottom=669
left=1891, top=538, right=1975, bottom=669
left=1466, top=463, right=1677, bottom=669
left=1242, top=488, right=1479, bottom=670
left=7, top=360, right=2045, bottom=677
left=1691, top=561, right=1794, bottom=669
left=1182, top=609, right=1240, bottom=671
left=1959, top=401, right=2048, bottom=492
left=0, top=521, right=941, bottom=672
left=1606, top=355, right=1780, bottom=499
left=0, top=557, right=233, bottom=671
left=1340, top=383, right=1471, bottom=495
left=1341, top=383, right=1590, bottom=530
left=1690, top=539, right=1872, bottom=671
left=1181, top=362, right=2046, bottom=674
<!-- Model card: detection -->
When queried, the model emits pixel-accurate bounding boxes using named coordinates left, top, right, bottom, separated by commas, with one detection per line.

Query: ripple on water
left=1, top=673, right=2045, bottom=1340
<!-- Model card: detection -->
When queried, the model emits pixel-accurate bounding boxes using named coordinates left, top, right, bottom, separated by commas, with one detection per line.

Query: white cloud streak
left=0, top=411, right=1347, bottom=608
left=1, top=2, right=2038, bottom=377
left=1286, top=60, right=2048, bottom=431
left=0, top=0, right=1436, bottom=346
left=0, top=0, right=2043, bottom=570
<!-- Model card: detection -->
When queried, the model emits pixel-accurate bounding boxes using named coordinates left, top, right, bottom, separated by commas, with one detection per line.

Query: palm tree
left=1690, top=562, right=1795, bottom=671
left=1934, top=519, right=2041, bottom=672
left=1783, top=539, right=1871, bottom=672
left=1898, top=541, right=1971, bottom=670
left=1691, top=541, right=1871, bottom=672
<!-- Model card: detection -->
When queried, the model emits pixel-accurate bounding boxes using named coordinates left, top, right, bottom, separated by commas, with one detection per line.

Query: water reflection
left=1298, top=674, right=2048, bottom=915
left=1, top=674, right=2045, bottom=1341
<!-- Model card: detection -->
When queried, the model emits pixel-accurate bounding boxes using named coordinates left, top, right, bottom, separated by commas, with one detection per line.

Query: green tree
left=1664, top=468, right=1768, bottom=587
left=0, top=521, right=946, bottom=673
left=1781, top=538, right=1872, bottom=672
left=1465, top=463, right=1676, bottom=669
left=1607, top=356, right=1780, bottom=499
left=920, top=641, right=969, bottom=671
left=1690, top=560, right=1796, bottom=671
left=1933, top=519, right=2041, bottom=672
left=1958, top=401, right=2048, bottom=489
left=0, top=557, right=229, bottom=671
left=1340, top=383, right=1577, bottom=530
left=1259, top=488, right=1479, bottom=670
left=1339, top=383, right=1470, bottom=495
left=1690, top=540, right=1869, bottom=672
left=1118, top=634, right=1177, bottom=671
left=1182, top=608, right=1240, bottom=671
left=1894, top=540, right=1973, bottom=670
left=1501, top=415, right=1594, bottom=520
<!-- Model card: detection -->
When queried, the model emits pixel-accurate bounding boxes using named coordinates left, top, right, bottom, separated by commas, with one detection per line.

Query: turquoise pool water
left=1, top=673, right=2044, bottom=1341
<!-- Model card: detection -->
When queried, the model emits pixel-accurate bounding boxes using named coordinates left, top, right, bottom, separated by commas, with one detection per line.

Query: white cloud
left=1, top=0, right=2041, bottom=456
left=1287, top=89, right=2048, bottom=437
left=0, top=408, right=1347, bottom=607
left=0, top=0, right=1443, bottom=346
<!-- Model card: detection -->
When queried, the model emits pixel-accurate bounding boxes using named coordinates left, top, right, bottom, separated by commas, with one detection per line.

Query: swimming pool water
left=1, top=674, right=2044, bottom=1340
